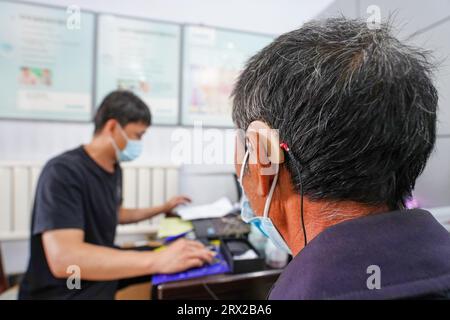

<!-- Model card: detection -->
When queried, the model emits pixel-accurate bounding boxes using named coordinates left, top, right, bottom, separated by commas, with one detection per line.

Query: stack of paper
left=176, top=197, right=234, bottom=220
left=157, top=217, right=193, bottom=238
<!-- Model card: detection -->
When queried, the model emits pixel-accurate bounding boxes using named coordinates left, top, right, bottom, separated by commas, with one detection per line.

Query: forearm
left=50, top=242, right=160, bottom=281
left=119, top=206, right=166, bottom=224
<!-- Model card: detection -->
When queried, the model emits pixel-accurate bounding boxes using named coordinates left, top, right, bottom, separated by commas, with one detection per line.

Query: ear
left=102, top=119, right=118, bottom=135
left=246, top=121, right=284, bottom=197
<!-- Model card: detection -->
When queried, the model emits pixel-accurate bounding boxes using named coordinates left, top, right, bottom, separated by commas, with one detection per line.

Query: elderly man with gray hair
left=232, top=18, right=450, bottom=299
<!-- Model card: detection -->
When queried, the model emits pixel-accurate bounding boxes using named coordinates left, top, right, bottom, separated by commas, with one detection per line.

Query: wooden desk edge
left=155, top=268, right=283, bottom=290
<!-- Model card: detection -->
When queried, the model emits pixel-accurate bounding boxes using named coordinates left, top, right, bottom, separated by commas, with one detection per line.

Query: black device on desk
left=192, top=215, right=251, bottom=240
left=192, top=173, right=250, bottom=240
left=151, top=174, right=282, bottom=300
left=220, top=238, right=265, bottom=274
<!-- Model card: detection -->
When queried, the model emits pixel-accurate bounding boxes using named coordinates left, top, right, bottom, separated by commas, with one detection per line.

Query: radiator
left=0, top=162, right=179, bottom=240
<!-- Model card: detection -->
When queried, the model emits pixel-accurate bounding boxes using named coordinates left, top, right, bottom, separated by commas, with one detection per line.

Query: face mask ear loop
left=109, top=136, right=121, bottom=162
left=262, top=163, right=279, bottom=219
left=239, top=150, right=250, bottom=185
left=280, top=142, right=308, bottom=246
left=241, top=142, right=279, bottom=220
left=117, top=124, right=129, bottom=144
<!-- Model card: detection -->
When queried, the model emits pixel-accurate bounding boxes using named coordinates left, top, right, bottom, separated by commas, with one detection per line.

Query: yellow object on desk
left=157, top=217, right=193, bottom=239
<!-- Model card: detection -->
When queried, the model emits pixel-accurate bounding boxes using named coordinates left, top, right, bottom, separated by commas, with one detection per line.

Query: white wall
left=21, top=0, right=333, bottom=35
left=0, top=0, right=334, bottom=203
left=317, top=0, right=450, bottom=208
left=2, top=0, right=449, bottom=275
left=0, top=0, right=334, bottom=275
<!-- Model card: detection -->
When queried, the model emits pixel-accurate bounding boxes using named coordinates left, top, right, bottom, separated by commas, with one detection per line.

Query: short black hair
left=94, top=90, right=151, bottom=133
left=232, top=18, right=438, bottom=210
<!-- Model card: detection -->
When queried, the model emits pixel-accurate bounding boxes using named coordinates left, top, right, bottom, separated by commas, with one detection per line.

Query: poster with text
left=0, top=2, right=95, bottom=121
left=96, top=15, right=180, bottom=125
left=182, top=26, right=273, bottom=127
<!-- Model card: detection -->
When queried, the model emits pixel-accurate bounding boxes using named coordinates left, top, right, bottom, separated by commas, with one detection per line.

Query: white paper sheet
left=176, top=197, right=234, bottom=220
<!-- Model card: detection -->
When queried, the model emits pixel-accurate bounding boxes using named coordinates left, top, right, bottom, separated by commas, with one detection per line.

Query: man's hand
left=119, top=195, right=191, bottom=223
left=163, top=195, right=191, bottom=215
left=152, top=238, right=215, bottom=274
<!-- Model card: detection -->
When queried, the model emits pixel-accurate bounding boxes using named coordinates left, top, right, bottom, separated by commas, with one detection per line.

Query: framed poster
left=182, top=25, right=273, bottom=127
left=0, top=1, right=95, bottom=121
left=96, top=14, right=180, bottom=125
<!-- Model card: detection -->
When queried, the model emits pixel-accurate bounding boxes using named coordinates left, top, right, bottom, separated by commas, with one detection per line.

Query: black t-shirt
left=19, top=146, right=122, bottom=300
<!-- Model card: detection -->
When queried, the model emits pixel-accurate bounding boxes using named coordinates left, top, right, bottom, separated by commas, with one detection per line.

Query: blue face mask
left=111, top=125, right=143, bottom=162
left=239, top=149, right=292, bottom=255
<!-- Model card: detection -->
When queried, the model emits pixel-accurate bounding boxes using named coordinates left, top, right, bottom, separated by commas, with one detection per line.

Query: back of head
left=232, top=18, right=438, bottom=210
left=94, top=90, right=152, bottom=134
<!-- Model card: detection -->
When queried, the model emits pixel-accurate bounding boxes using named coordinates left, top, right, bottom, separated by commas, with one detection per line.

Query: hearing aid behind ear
left=246, top=120, right=285, bottom=165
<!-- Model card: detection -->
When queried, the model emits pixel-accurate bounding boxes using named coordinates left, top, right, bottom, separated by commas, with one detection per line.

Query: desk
left=152, top=267, right=282, bottom=300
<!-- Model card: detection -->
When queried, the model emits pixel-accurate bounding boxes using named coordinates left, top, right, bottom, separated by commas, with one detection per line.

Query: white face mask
left=239, top=149, right=292, bottom=255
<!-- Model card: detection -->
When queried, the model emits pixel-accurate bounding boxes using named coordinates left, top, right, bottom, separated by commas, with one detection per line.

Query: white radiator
left=0, top=162, right=179, bottom=240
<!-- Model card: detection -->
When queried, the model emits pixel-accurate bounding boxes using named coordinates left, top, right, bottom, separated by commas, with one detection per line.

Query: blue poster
left=0, top=1, right=95, bottom=121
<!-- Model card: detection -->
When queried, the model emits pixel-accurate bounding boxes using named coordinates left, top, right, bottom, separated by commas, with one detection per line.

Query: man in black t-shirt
left=19, top=91, right=214, bottom=299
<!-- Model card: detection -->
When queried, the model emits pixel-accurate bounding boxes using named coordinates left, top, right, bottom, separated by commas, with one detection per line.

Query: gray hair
left=232, top=18, right=438, bottom=210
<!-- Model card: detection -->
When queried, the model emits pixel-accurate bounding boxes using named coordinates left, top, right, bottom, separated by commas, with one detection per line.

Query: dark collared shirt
left=269, top=209, right=450, bottom=299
